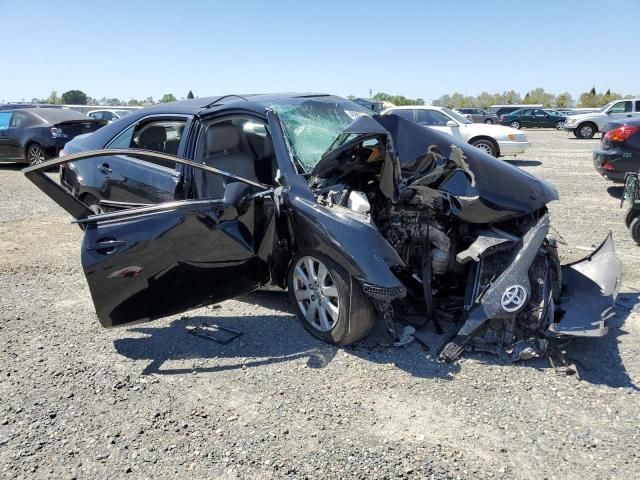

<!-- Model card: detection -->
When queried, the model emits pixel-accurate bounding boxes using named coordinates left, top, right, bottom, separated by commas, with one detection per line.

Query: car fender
left=286, top=193, right=406, bottom=294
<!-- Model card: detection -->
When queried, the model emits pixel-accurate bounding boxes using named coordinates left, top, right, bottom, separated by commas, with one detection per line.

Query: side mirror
left=446, top=120, right=458, bottom=128
left=222, top=182, right=251, bottom=218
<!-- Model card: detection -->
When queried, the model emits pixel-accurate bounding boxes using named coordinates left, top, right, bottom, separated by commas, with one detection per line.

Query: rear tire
left=484, top=118, right=494, bottom=124
left=627, top=208, right=640, bottom=229
left=287, top=251, right=375, bottom=345
left=631, top=218, right=640, bottom=245
left=470, top=138, right=498, bottom=157
left=509, top=121, right=521, bottom=129
left=555, top=121, right=565, bottom=130
left=576, top=122, right=596, bottom=139
left=26, top=143, right=46, bottom=166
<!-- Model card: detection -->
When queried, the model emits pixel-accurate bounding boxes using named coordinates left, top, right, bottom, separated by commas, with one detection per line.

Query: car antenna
left=203, top=94, right=249, bottom=109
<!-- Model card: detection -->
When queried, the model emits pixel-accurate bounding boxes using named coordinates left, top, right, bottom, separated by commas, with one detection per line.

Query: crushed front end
left=310, top=113, right=622, bottom=361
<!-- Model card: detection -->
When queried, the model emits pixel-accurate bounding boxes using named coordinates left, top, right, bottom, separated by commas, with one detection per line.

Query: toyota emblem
left=501, top=285, right=527, bottom=313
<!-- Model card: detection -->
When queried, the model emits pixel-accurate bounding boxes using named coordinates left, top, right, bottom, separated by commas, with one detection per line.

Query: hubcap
left=510, top=122, right=520, bottom=129
left=485, top=119, right=493, bottom=124
left=28, top=145, right=45, bottom=165
left=556, top=122, right=565, bottom=130
left=293, top=256, right=340, bottom=332
left=474, top=142, right=493, bottom=155
left=581, top=125, right=593, bottom=137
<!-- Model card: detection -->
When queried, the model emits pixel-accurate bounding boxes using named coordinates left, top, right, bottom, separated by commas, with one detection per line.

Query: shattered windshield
left=271, top=98, right=371, bottom=173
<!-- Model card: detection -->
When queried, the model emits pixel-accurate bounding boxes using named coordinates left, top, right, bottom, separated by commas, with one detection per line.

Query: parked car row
left=382, top=105, right=530, bottom=157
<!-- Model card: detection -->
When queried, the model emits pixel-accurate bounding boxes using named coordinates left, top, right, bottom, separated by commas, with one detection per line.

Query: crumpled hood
left=376, top=114, right=558, bottom=223
left=315, top=114, right=559, bottom=224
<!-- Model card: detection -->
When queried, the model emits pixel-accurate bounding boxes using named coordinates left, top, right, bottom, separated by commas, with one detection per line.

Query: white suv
left=382, top=106, right=530, bottom=157
left=564, top=99, right=640, bottom=139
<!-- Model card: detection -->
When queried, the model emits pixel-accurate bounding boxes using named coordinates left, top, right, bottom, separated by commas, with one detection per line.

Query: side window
left=534, top=109, right=546, bottom=116
left=101, top=112, right=114, bottom=121
left=90, top=112, right=103, bottom=120
left=610, top=101, right=632, bottom=113
left=390, top=109, right=414, bottom=121
left=10, top=112, right=28, bottom=127
left=0, top=112, right=10, bottom=129
left=108, top=118, right=188, bottom=169
left=636, top=100, right=640, bottom=112
left=417, top=110, right=449, bottom=126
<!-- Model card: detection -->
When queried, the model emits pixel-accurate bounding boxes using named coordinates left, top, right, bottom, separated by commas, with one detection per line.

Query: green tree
left=61, top=90, right=88, bottom=105
left=555, top=92, right=574, bottom=108
left=187, top=90, right=194, bottom=99
left=127, top=98, right=142, bottom=106
left=522, top=88, right=555, bottom=107
left=590, top=86, right=596, bottom=96
left=373, top=92, right=424, bottom=106
left=475, top=92, right=495, bottom=109
left=160, top=93, right=177, bottom=103
left=346, top=94, right=356, bottom=100
left=47, top=91, right=61, bottom=104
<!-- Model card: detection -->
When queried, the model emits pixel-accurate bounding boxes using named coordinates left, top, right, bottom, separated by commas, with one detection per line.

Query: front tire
left=484, top=118, right=494, bottom=124
left=288, top=252, right=375, bottom=345
left=26, top=143, right=46, bottom=166
left=470, top=138, right=498, bottom=157
left=576, top=122, right=596, bottom=139
left=626, top=208, right=640, bottom=229
left=509, top=121, right=521, bottom=129
left=631, top=218, right=640, bottom=245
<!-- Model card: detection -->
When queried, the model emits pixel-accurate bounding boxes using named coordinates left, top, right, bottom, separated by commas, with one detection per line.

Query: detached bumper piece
left=549, top=233, right=621, bottom=337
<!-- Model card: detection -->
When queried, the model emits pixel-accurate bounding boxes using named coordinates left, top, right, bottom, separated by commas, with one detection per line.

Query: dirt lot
left=1, top=130, right=638, bottom=479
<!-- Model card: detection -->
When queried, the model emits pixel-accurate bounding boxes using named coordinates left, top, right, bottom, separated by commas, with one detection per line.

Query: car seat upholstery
left=138, top=125, right=167, bottom=153
left=200, top=124, right=258, bottom=198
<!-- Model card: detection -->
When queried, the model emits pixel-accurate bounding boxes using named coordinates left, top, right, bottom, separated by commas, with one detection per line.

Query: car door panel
left=81, top=199, right=268, bottom=327
left=23, top=149, right=274, bottom=327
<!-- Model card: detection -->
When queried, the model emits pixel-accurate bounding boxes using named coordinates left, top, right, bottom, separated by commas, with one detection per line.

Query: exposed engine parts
left=314, top=133, right=620, bottom=362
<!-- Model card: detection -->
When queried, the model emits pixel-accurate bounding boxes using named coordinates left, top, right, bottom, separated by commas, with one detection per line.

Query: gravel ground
left=1, top=130, right=639, bottom=479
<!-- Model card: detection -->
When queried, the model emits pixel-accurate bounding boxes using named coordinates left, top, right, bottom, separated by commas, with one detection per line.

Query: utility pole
left=369, top=88, right=372, bottom=98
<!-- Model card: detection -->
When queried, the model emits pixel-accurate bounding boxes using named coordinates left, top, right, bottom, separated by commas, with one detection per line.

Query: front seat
left=200, top=124, right=258, bottom=198
left=137, top=125, right=167, bottom=153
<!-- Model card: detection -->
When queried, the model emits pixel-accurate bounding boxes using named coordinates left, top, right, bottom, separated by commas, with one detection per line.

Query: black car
left=0, top=103, right=63, bottom=110
left=0, top=108, right=105, bottom=165
left=499, top=108, right=567, bottom=130
left=593, top=117, right=640, bottom=183
left=24, top=94, right=621, bottom=362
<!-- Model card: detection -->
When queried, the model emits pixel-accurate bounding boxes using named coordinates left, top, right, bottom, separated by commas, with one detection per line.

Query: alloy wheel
left=485, top=119, right=493, bottom=124
left=580, top=125, right=593, bottom=138
left=292, top=255, right=340, bottom=332
left=510, top=121, right=520, bottom=129
left=28, top=144, right=45, bottom=165
left=555, top=121, right=565, bottom=130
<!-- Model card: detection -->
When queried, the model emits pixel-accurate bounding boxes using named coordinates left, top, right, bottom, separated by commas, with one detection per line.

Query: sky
left=1, top=0, right=639, bottom=104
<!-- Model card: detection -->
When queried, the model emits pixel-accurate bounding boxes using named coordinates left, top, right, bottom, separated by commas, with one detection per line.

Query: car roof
left=134, top=93, right=332, bottom=117
left=6, top=108, right=91, bottom=123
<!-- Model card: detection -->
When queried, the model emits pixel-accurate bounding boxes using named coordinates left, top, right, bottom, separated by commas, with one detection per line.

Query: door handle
left=85, top=239, right=126, bottom=254
left=98, top=163, right=112, bottom=174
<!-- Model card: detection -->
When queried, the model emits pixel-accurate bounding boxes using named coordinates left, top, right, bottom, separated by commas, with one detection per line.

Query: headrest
left=139, top=125, right=166, bottom=146
left=205, top=125, right=240, bottom=154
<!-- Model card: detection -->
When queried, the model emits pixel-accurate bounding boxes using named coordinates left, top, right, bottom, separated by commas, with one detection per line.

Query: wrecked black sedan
left=24, top=94, right=622, bottom=362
